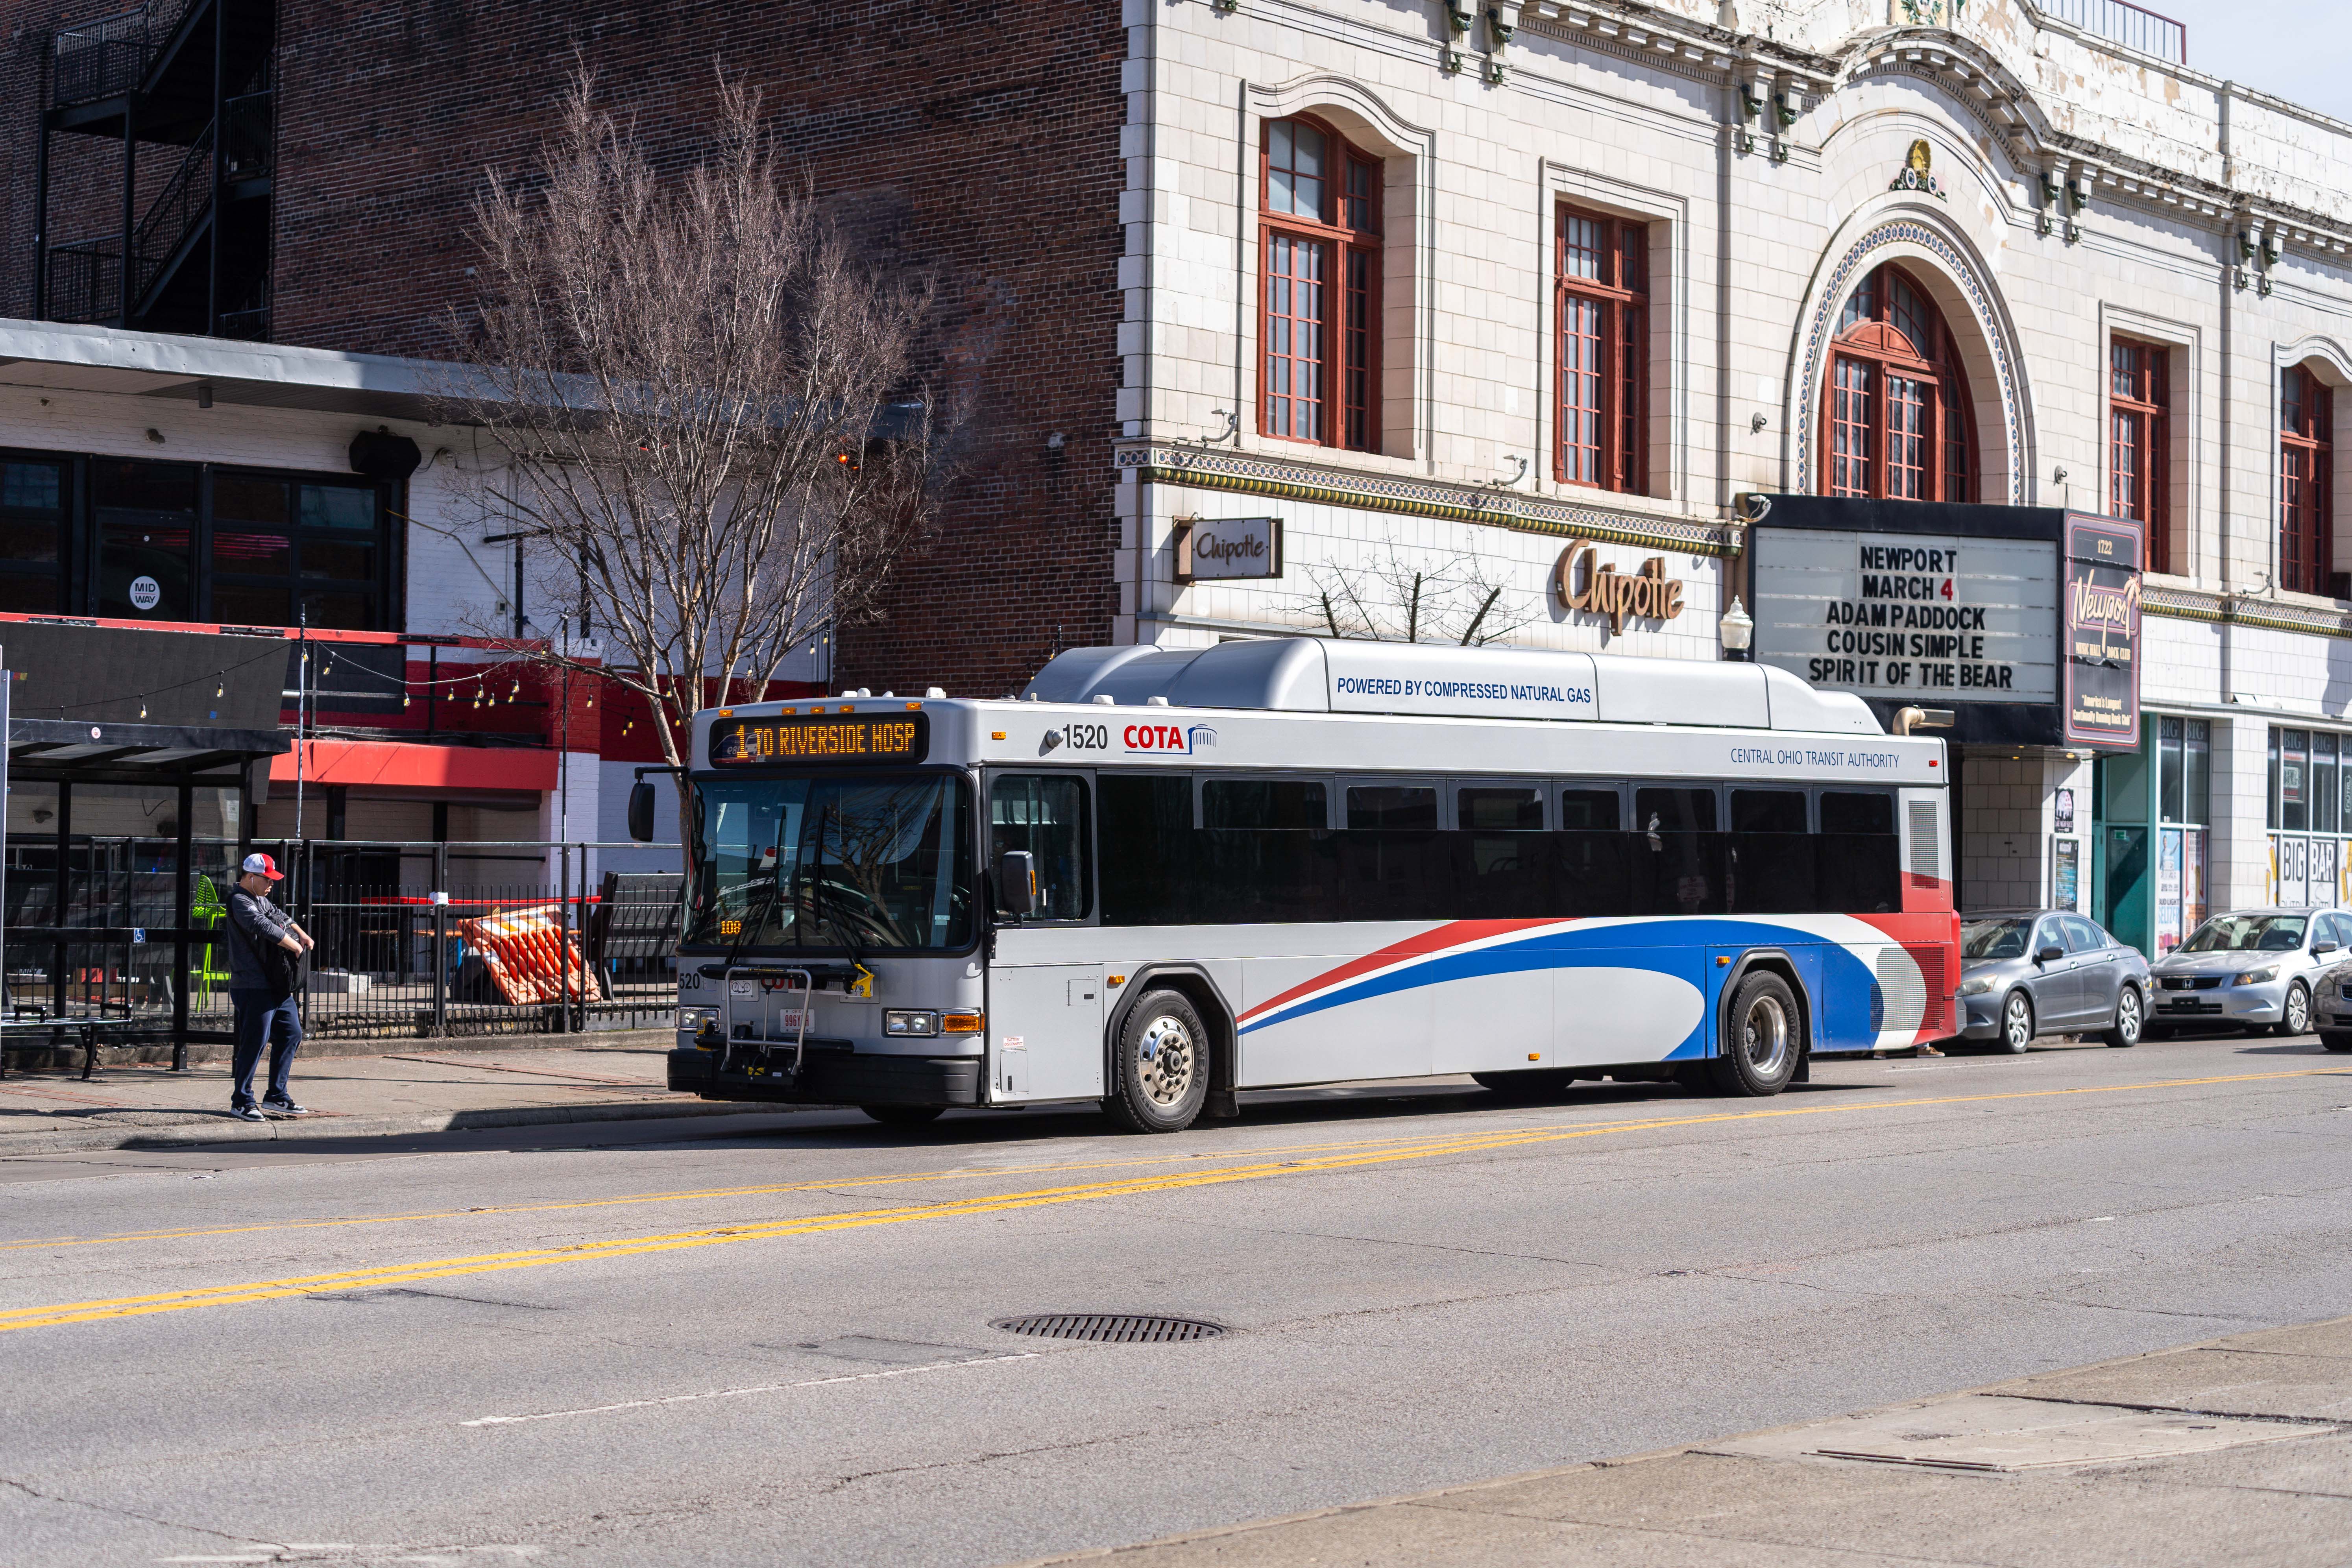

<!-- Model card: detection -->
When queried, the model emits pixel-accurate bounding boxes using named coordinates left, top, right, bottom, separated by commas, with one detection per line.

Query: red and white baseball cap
left=241, top=852, right=285, bottom=881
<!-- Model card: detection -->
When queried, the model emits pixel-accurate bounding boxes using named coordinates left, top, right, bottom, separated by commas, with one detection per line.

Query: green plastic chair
left=190, top=873, right=231, bottom=1004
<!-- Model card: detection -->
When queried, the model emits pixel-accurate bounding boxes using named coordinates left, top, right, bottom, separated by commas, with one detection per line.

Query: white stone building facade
left=1109, top=0, right=2352, bottom=949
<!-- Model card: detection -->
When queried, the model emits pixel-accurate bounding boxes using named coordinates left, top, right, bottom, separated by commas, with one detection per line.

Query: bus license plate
left=774, top=1010, right=810, bottom=1033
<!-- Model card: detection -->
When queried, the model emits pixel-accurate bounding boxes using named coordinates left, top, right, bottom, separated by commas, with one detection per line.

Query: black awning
left=9, top=718, right=288, bottom=783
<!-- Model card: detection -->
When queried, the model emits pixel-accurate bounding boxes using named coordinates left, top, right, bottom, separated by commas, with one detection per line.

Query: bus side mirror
left=627, top=779, right=658, bottom=843
left=996, top=850, right=1037, bottom=917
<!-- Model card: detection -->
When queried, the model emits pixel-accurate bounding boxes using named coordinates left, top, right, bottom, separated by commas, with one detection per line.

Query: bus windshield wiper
left=809, top=803, right=875, bottom=997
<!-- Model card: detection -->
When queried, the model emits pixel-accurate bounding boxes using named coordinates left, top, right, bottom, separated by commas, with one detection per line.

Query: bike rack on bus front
left=722, top=964, right=814, bottom=1082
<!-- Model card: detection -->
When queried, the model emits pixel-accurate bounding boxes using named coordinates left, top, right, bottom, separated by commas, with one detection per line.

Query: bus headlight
left=678, top=1005, right=720, bottom=1030
left=884, top=1010, right=939, bottom=1037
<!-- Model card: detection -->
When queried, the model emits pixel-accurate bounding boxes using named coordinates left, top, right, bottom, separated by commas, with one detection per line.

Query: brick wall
left=1, top=0, right=1127, bottom=696
left=261, top=0, right=1127, bottom=698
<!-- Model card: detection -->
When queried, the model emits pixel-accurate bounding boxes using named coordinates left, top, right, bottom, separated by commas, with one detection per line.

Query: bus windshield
left=685, top=773, right=974, bottom=953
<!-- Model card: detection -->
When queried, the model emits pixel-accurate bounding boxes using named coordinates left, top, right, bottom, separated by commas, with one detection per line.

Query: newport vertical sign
left=2060, top=512, right=2143, bottom=750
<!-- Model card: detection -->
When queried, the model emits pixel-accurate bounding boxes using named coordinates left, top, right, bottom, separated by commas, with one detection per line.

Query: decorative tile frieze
left=2143, top=584, right=2352, bottom=640
left=1116, top=443, right=1743, bottom=557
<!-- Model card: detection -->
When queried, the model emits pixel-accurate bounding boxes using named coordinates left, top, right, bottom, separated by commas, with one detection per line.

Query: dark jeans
left=229, top=989, right=302, bottom=1108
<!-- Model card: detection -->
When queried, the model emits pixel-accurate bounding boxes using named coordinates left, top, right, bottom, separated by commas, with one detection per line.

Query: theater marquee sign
left=1745, top=497, right=2139, bottom=750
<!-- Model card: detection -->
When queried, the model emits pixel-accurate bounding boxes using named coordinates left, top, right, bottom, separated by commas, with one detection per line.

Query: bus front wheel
left=1105, top=989, right=1211, bottom=1134
left=1713, top=973, right=1803, bottom=1097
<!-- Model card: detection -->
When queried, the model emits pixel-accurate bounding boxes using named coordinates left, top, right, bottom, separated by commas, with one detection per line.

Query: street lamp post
left=1719, top=596, right=1754, bottom=661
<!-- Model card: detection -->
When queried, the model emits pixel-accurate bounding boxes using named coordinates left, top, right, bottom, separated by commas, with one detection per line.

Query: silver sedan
left=2146, top=909, right=2348, bottom=1038
left=1953, top=910, right=2151, bottom=1053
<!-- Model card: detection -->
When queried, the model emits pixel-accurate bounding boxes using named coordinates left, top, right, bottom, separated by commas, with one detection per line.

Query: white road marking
left=460, top=1350, right=1044, bottom=1427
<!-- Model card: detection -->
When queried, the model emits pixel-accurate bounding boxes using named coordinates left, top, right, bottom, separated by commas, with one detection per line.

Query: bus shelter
left=5, top=720, right=285, bottom=1071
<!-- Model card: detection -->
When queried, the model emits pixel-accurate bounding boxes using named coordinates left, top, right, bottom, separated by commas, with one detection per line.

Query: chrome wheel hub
left=1137, top=1015, right=1195, bottom=1106
left=1741, top=995, right=1789, bottom=1077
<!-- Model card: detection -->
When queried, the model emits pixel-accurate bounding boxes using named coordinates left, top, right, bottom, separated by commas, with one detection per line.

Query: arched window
left=1260, top=116, right=1382, bottom=451
left=1823, top=265, right=1975, bottom=503
left=2281, top=365, right=2335, bottom=597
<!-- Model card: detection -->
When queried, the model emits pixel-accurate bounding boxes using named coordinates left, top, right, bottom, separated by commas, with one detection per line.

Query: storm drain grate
left=994, top=1313, right=1226, bottom=1344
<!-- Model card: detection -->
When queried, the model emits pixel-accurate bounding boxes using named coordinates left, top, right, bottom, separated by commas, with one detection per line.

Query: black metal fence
left=3, top=838, right=682, bottom=1048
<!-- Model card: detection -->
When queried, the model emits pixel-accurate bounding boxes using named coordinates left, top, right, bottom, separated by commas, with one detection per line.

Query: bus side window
left=1728, top=788, right=1813, bottom=915
left=1551, top=788, right=1629, bottom=918
left=1203, top=778, right=1327, bottom=829
left=1556, top=789, right=1620, bottom=831
left=1347, top=785, right=1438, bottom=830
left=1098, top=774, right=1190, bottom=925
left=1633, top=786, right=1723, bottom=917
left=989, top=775, right=1093, bottom=922
left=1818, top=790, right=1900, bottom=914
left=1460, top=786, right=1545, bottom=831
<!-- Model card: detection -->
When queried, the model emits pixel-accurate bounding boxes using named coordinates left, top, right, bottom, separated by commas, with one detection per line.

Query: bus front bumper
left=668, top=1046, right=983, bottom=1107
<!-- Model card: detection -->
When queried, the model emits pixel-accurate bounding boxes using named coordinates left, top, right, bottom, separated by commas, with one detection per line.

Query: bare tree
left=1301, top=536, right=1536, bottom=645
left=436, top=68, right=957, bottom=769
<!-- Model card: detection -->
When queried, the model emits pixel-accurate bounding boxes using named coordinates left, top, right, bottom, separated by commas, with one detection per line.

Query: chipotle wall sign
left=2061, top=512, right=2143, bottom=750
left=1553, top=538, right=1687, bottom=633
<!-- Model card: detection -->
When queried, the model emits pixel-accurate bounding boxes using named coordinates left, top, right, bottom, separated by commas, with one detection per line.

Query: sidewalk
left=1019, top=1316, right=2352, bottom=1567
left=0, top=1033, right=801, bottom=1154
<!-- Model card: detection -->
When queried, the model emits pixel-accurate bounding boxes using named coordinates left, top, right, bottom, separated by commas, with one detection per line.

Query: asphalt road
left=2, top=1030, right=2348, bottom=1568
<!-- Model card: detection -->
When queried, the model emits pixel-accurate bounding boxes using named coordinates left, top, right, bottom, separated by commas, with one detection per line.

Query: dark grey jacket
left=225, top=888, right=298, bottom=994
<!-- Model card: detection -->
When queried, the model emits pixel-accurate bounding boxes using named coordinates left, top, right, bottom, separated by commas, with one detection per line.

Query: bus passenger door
left=987, top=962, right=1103, bottom=1102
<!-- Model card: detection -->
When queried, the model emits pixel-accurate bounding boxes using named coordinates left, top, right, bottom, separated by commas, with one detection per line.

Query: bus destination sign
left=709, top=712, right=929, bottom=768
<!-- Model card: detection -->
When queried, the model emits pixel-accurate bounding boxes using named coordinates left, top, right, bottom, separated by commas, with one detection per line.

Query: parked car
left=2148, top=909, right=2348, bottom=1039
left=2306, top=942, right=2352, bottom=1053
left=1954, top=910, right=2151, bottom=1053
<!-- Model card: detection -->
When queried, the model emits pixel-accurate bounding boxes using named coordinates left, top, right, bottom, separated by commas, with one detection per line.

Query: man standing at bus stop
left=225, top=852, right=315, bottom=1122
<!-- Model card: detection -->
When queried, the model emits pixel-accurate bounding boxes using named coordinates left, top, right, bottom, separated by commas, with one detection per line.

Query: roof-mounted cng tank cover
left=1020, top=637, right=1882, bottom=735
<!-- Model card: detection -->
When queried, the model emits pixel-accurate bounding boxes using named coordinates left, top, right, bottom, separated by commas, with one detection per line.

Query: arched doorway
left=1821, top=263, right=1976, bottom=502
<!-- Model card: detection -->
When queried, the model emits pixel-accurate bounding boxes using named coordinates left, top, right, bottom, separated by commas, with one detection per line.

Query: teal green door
left=2102, top=826, right=2150, bottom=955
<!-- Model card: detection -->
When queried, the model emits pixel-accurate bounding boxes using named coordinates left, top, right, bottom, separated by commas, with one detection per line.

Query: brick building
left=6, top=0, right=2352, bottom=959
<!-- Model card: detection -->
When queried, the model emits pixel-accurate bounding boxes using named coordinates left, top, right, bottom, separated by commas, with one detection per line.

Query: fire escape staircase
left=38, top=0, right=275, bottom=338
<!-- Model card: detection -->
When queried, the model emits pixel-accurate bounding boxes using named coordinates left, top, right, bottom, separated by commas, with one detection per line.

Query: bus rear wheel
left=1105, top=989, right=1210, bottom=1134
left=1713, top=973, right=1803, bottom=1097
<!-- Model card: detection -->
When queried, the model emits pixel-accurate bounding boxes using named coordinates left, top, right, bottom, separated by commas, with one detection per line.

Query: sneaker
left=1916, top=1043, right=1945, bottom=1057
left=229, top=1104, right=266, bottom=1122
left=262, top=1097, right=310, bottom=1116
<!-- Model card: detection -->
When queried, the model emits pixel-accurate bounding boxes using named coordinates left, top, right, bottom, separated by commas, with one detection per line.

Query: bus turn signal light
left=941, top=1012, right=984, bottom=1034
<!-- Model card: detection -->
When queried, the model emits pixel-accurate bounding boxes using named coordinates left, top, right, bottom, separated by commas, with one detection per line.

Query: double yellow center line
left=0, top=1067, right=2337, bottom=1335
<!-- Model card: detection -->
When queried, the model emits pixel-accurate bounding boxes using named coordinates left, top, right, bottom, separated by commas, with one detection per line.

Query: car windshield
left=1962, top=918, right=2033, bottom=960
left=684, top=772, right=974, bottom=952
left=2178, top=914, right=2306, bottom=953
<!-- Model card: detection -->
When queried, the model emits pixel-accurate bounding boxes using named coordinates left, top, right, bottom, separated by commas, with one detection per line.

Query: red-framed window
left=2110, top=339, right=2170, bottom=572
left=1259, top=117, right=1381, bottom=451
left=2282, top=365, right=2335, bottom=597
left=1821, top=264, right=1974, bottom=504
left=1553, top=206, right=1647, bottom=492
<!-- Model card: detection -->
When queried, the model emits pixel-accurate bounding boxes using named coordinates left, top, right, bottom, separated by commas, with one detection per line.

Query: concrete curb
left=0, top=1097, right=833, bottom=1156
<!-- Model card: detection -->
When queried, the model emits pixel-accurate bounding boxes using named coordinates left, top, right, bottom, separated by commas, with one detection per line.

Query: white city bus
left=650, top=637, right=1957, bottom=1134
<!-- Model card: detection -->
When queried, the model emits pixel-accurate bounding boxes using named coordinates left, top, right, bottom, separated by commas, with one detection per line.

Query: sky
left=2152, top=0, right=2352, bottom=122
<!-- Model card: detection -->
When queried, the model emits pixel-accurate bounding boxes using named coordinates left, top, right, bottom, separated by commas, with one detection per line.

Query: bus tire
left=1105, top=989, right=1209, bottom=1134
left=860, top=1104, right=945, bottom=1127
left=1712, top=973, right=1802, bottom=1097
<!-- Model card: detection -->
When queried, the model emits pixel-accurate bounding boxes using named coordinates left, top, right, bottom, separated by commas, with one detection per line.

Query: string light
left=138, top=697, right=148, bottom=718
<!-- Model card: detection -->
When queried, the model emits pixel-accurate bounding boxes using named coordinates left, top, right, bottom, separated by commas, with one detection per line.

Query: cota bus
left=645, top=637, right=1957, bottom=1134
